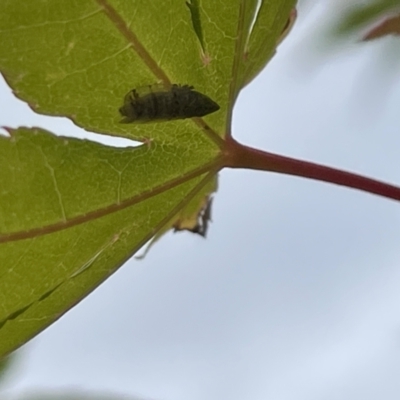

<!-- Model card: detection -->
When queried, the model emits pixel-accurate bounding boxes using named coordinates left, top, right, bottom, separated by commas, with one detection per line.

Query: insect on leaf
left=119, top=84, right=220, bottom=123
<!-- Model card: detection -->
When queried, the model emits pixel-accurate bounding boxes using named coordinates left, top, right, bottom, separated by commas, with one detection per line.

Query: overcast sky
left=1, top=3, right=400, bottom=400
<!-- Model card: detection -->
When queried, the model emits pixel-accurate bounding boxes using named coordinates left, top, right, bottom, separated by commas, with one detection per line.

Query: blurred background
left=1, top=1, right=400, bottom=399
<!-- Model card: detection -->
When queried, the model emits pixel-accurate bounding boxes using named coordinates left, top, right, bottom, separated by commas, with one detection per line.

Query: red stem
left=224, top=138, right=400, bottom=202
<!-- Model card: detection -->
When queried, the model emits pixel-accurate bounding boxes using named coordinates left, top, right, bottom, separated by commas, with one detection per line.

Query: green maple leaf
left=0, top=0, right=295, bottom=358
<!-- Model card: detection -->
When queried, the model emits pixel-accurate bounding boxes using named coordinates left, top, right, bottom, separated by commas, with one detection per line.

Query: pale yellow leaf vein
left=47, top=44, right=132, bottom=88
left=0, top=8, right=102, bottom=33
left=37, top=148, right=66, bottom=222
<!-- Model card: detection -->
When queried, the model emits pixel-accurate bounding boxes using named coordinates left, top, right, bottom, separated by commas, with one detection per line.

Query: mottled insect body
left=119, top=84, right=219, bottom=123
left=173, top=197, right=213, bottom=237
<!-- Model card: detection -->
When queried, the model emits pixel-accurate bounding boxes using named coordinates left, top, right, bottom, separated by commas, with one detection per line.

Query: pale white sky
left=1, top=3, right=400, bottom=400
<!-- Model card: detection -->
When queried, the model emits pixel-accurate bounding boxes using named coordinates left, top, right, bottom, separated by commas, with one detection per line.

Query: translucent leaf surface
left=0, top=0, right=295, bottom=357
left=0, top=127, right=216, bottom=356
